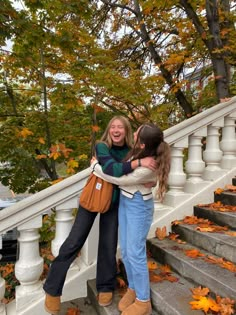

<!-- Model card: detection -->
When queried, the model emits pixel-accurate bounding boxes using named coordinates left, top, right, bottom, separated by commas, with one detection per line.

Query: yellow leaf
left=147, top=261, right=158, bottom=270
left=67, top=159, right=79, bottom=169
left=190, top=296, right=220, bottom=313
left=49, top=151, right=61, bottom=160
left=38, top=137, right=45, bottom=144
left=18, top=127, right=34, bottom=138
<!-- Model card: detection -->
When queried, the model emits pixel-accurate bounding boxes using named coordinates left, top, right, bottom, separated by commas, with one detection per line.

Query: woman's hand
left=141, top=157, right=157, bottom=171
left=90, top=156, right=97, bottom=165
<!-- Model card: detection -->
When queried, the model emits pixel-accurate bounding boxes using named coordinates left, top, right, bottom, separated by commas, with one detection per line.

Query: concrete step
left=214, top=190, right=236, bottom=206
left=150, top=261, right=203, bottom=315
left=59, top=296, right=98, bottom=315
left=87, top=279, right=159, bottom=315
left=194, top=206, right=236, bottom=230
left=147, top=237, right=236, bottom=300
left=172, top=223, right=236, bottom=263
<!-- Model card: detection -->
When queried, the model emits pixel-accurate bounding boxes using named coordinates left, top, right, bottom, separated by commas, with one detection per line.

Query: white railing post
left=52, top=200, right=76, bottom=257
left=184, top=131, right=210, bottom=193
left=220, top=114, right=236, bottom=169
left=203, top=121, right=226, bottom=180
left=15, top=216, right=44, bottom=312
left=164, top=138, right=192, bottom=206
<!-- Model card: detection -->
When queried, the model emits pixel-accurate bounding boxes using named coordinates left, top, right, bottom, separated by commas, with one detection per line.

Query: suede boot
left=118, top=288, right=136, bottom=311
left=97, top=292, right=113, bottom=306
left=45, top=293, right=61, bottom=315
left=121, top=298, right=152, bottom=315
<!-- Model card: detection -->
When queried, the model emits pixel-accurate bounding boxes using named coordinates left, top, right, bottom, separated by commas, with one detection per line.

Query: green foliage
left=0, top=0, right=235, bottom=194
left=39, top=212, right=56, bottom=243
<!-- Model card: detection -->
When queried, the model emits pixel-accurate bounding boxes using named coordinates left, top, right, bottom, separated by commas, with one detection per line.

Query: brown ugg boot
left=118, top=288, right=136, bottom=311
left=121, top=298, right=152, bottom=315
left=45, top=293, right=61, bottom=315
left=97, top=292, right=113, bottom=306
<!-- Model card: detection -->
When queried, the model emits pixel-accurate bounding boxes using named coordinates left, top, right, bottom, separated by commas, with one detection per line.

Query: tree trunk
left=206, top=0, right=231, bottom=100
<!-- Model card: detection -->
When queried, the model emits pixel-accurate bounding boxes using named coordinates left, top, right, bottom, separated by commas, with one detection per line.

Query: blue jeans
left=118, top=192, right=154, bottom=301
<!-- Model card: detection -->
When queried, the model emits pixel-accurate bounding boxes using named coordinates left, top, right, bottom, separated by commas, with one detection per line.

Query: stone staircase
left=61, top=178, right=236, bottom=315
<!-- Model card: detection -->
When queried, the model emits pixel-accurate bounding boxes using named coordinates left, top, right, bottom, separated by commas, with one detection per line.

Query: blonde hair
left=99, top=116, right=133, bottom=149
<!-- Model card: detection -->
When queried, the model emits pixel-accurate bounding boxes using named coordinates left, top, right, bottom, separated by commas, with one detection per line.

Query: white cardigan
left=91, top=160, right=157, bottom=200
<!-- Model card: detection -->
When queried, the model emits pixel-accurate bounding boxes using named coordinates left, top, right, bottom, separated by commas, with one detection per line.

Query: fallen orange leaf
left=159, top=264, right=171, bottom=273
left=168, top=232, right=179, bottom=240
left=147, top=261, right=158, bottom=270
left=184, top=249, right=205, bottom=258
left=215, top=188, right=224, bottom=194
left=66, top=307, right=80, bottom=315
left=149, top=271, right=163, bottom=283
left=155, top=226, right=167, bottom=240
left=189, top=296, right=220, bottom=313
left=163, top=274, right=179, bottom=282
left=190, top=286, right=210, bottom=297
left=216, top=296, right=235, bottom=315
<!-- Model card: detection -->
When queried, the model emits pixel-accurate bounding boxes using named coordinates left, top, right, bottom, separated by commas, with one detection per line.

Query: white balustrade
left=203, top=124, right=226, bottom=180
left=51, top=202, right=75, bottom=257
left=184, top=131, right=210, bottom=193
left=15, top=216, right=44, bottom=312
left=164, top=138, right=192, bottom=206
left=220, top=114, right=236, bottom=169
left=1, top=97, right=236, bottom=315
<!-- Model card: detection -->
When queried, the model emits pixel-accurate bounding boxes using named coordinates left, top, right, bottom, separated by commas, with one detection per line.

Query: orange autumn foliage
left=147, top=261, right=158, bottom=270
left=197, top=201, right=236, bottom=212
left=148, top=262, right=178, bottom=283
left=184, top=249, right=205, bottom=258
left=155, top=226, right=167, bottom=240
left=190, top=287, right=235, bottom=315
left=190, top=296, right=220, bottom=313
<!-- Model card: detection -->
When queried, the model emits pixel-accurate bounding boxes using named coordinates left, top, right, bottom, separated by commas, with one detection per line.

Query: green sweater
left=95, top=142, right=132, bottom=204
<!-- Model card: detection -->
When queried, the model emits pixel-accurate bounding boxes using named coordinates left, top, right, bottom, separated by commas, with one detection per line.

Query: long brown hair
left=126, top=123, right=171, bottom=201
left=98, top=116, right=133, bottom=149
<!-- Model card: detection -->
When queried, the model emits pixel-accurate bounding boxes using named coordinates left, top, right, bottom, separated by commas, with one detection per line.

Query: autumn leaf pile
left=155, top=221, right=236, bottom=314
left=147, top=261, right=178, bottom=283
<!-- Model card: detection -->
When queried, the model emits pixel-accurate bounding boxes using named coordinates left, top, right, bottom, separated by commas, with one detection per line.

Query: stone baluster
left=220, top=113, right=236, bottom=169
left=202, top=121, right=226, bottom=181
left=164, top=138, right=192, bottom=207
left=51, top=202, right=75, bottom=257
left=15, top=216, right=44, bottom=312
left=184, top=130, right=210, bottom=193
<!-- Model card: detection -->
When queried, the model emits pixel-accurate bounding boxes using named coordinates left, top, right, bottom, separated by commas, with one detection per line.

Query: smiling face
left=109, top=119, right=126, bottom=146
